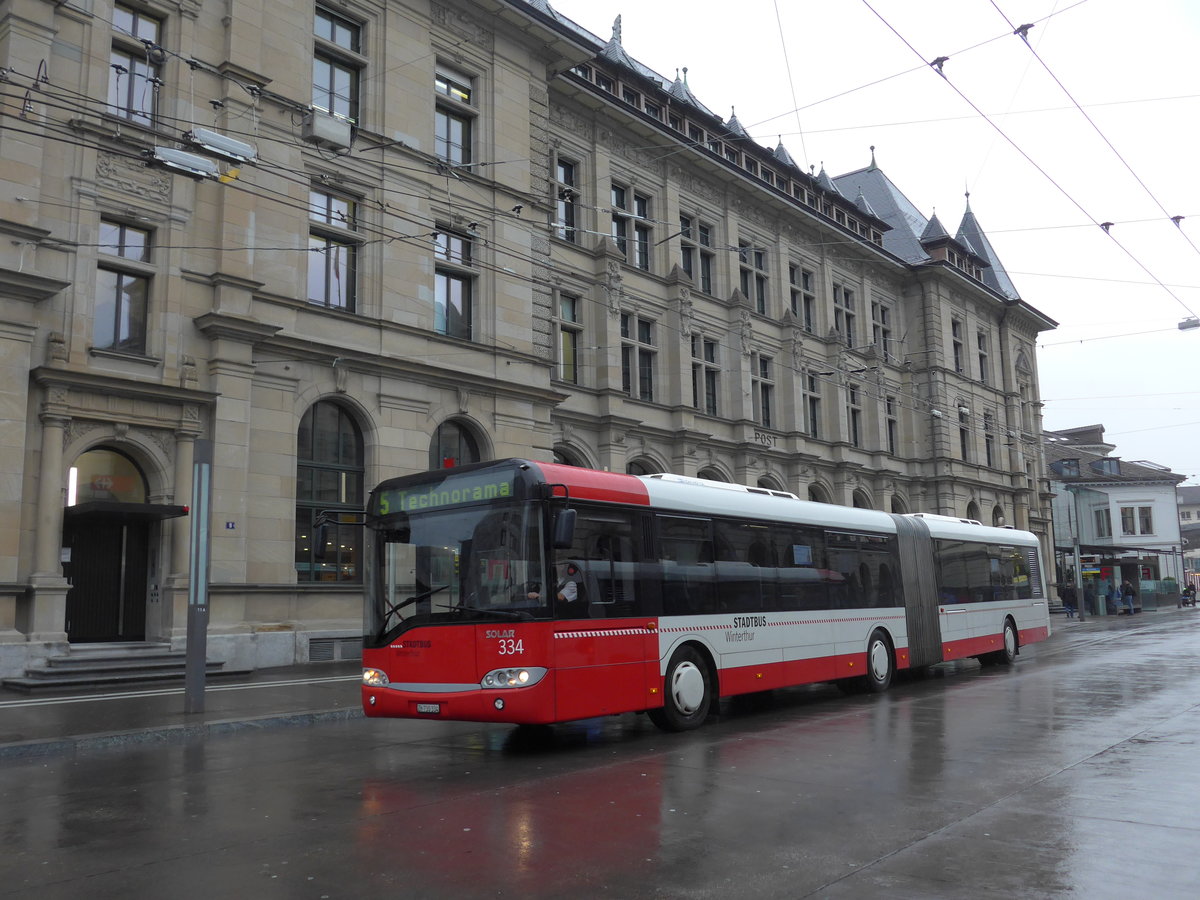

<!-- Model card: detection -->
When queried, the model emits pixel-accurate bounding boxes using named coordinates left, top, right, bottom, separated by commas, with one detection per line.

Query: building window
left=308, top=190, right=358, bottom=311
left=739, top=241, right=768, bottom=315
left=1139, top=506, right=1154, bottom=535
left=691, top=335, right=720, bottom=416
left=430, top=420, right=482, bottom=469
left=871, top=301, right=892, bottom=358
left=977, top=331, right=990, bottom=385
left=1120, top=506, right=1136, bottom=535
left=557, top=293, right=582, bottom=384
left=595, top=72, right=613, bottom=93
left=644, top=102, right=661, bottom=121
left=296, top=401, right=363, bottom=583
left=612, top=186, right=650, bottom=270
left=95, top=219, right=151, bottom=353
left=109, top=4, right=162, bottom=124
left=847, top=384, right=863, bottom=448
left=790, top=265, right=816, bottom=332
left=314, top=7, right=361, bottom=122
left=1095, top=507, right=1112, bottom=538
left=984, top=412, right=996, bottom=467
left=752, top=354, right=774, bottom=428
left=958, top=407, right=971, bottom=461
left=554, top=158, right=578, bottom=243
left=833, top=283, right=856, bottom=347
left=434, top=229, right=474, bottom=340
left=435, top=65, right=473, bottom=165
left=804, top=373, right=822, bottom=439
left=886, top=395, right=898, bottom=456
left=621, top=313, right=656, bottom=402
left=1183, top=511, right=1193, bottom=521
left=680, top=216, right=715, bottom=294
left=952, top=319, right=965, bottom=373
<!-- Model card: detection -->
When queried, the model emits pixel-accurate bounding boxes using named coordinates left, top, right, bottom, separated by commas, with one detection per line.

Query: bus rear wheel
left=648, top=646, right=713, bottom=732
left=864, top=629, right=895, bottom=693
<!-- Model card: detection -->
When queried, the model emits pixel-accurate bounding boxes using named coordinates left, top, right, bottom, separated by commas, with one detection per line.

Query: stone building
left=0, top=0, right=1055, bottom=676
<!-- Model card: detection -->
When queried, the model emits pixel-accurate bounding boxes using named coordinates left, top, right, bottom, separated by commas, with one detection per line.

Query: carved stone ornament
left=739, top=309, right=753, bottom=357
left=677, top=291, right=694, bottom=337
left=46, top=332, right=67, bottom=365
left=430, top=3, right=494, bottom=49
left=605, top=260, right=624, bottom=318
left=97, top=150, right=170, bottom=203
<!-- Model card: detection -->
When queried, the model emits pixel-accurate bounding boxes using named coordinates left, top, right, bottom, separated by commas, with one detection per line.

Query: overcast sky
left=548, top=0, right=1200, bottom=485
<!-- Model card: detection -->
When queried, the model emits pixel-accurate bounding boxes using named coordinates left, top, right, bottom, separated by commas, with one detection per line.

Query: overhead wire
left=858, top=0, right=1199, bottom=322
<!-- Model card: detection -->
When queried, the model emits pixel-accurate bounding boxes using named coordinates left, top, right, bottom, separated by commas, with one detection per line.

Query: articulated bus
left=361, top=459, right=1050, bottom=731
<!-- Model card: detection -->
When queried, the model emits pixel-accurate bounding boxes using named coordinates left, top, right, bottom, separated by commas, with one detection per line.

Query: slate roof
left=832, top=162, right=929, bottom=263
left=957, top=197, right=1021, bottom=300
left=1044, top=427, right=1185, bottom=486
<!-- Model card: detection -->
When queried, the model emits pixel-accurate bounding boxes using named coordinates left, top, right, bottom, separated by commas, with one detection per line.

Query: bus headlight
left=481, top=667, right=547, bottom=689
left=362, top=668, right=390, bottom=687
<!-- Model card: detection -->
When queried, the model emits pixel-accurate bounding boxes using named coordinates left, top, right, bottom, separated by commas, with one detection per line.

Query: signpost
left=185, top=439, right=213, bottom=714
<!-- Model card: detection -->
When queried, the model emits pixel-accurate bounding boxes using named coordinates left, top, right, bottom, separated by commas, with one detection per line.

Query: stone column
left=27, top=409, right=70, bottom=642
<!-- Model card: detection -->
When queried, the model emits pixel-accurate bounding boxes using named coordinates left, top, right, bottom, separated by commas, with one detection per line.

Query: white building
left=1047, top=426, right=1185, bottom=611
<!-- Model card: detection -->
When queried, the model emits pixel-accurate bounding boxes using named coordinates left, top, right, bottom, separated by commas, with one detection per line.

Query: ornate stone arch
left=626, top=453, right=667, bottom=476
left=890, top=493, right=910, bottom=514
left=553, top=442, right=596, bottom=469
left=756, top=473, right=786, bottom=492
left=807, top=481, right=833, bottom=504
left=697, top=465, right=731, bottom=482
left=992, top=504, right=1007, bottom=527
left=852, top=488, right=874, bottom=509
left=966, top=500, right=982, bottom=522
left=63, top=424, right=173, bottom=504
left=429, top=414, right=493, bottom=469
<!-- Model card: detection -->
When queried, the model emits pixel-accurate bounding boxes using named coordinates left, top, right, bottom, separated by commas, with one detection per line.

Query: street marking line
left=0, top=675, right=358, bottom=709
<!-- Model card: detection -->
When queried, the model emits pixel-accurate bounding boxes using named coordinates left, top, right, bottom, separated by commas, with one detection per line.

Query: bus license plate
left=416, top=703, right=441, bottom=714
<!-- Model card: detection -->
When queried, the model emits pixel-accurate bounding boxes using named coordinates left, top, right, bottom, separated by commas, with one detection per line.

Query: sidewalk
left=0, top=660, right=363, bottom=759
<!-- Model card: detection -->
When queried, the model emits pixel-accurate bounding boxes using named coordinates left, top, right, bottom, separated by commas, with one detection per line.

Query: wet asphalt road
left=3, top=614, right=1200, bottom=899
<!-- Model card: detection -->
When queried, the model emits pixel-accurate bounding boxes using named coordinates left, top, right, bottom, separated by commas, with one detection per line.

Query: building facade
left=1047, top=425, right=1185, bottom=610
left=0, top=0, right=1055, bottom=676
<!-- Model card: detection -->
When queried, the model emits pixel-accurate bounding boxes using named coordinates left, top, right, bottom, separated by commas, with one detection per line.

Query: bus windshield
left=366, top=499, right=549, bottom=646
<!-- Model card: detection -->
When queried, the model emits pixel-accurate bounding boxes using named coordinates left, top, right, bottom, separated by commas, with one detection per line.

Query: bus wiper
left=383, top=584, right=448, bottom=621
left=437, top=603, right=529, bottom=620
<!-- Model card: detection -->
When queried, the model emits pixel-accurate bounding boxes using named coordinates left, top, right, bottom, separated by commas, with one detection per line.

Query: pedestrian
left=1060, top=583, right=1077, bottom=618
left=1121, top=579, right=1137, bottom=615
left=1083, top=582, right=1096, bottom=615
left=1106, top=581, right=1121, bottom=616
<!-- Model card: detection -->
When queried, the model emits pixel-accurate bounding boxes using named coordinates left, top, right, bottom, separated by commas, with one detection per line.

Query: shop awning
left=64, top=501, right=188, bottom=524
left=1054, top=543, right=1178, bottom=557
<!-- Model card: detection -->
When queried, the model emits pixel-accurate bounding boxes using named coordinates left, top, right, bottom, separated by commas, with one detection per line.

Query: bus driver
left=526, top=562, right=583, bottom=604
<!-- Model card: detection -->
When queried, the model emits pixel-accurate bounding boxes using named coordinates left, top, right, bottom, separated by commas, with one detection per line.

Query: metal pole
left=185, top=439, right=213, bottom=714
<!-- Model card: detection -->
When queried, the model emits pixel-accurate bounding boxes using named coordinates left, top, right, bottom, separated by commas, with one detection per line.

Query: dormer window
left=1052, top=459, right=1080, bottom=477
left=1091, top=458, right=1121, bottom=476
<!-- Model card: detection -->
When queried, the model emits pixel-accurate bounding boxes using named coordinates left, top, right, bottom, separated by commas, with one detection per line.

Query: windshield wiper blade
left=437, top=603, right=529, bottom=620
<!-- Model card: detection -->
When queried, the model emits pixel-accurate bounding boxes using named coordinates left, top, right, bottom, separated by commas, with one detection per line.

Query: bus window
left=935, top=540, right=995, bottom=604
left=713, top=519, right=769, bottom=613
left=772, top=525, right=831, bottom=611
left=554, top=507, right=639, bottom=618
left=658, top=515, right=716, bottom=615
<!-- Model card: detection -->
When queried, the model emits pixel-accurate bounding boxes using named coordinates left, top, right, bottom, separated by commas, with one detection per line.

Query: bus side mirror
left=553, top=508, right=576, bottom=549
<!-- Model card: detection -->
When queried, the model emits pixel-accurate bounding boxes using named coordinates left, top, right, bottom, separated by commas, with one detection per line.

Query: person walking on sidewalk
left=1121, top=579, right=1137, bottom=615
left=1084, top=582, right=1097, bottom=615
left=1060, top=584, right=1078, bottom=618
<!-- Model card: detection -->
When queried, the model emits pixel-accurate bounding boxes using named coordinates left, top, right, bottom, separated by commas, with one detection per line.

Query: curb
left=0, top=706, right=364, bottom=761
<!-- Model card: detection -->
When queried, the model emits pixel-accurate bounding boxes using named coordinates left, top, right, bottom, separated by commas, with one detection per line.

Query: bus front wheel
left=648, top=646, right=713, bottom=732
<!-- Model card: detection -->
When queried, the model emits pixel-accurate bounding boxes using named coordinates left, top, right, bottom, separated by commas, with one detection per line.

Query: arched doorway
left=62, top=447, right=186, bottom=642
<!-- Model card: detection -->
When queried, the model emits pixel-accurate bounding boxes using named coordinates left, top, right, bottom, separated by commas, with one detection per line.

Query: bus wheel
left=864, top=630, right=894, bottom=693
left=994, top=619, right=1018, bottom=666
left=649, top=646, right=713, bottom=732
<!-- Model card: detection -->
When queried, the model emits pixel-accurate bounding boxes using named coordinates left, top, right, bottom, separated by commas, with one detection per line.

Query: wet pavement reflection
left=3, top=614, right=1200, bottom=897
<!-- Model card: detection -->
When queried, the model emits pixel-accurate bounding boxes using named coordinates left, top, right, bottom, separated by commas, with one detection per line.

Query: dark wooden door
left=64, top=518, right=149, bottom=642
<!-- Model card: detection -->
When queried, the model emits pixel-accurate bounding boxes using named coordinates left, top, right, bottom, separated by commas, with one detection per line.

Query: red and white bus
left=361, top=459, right=1050, bottom=731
